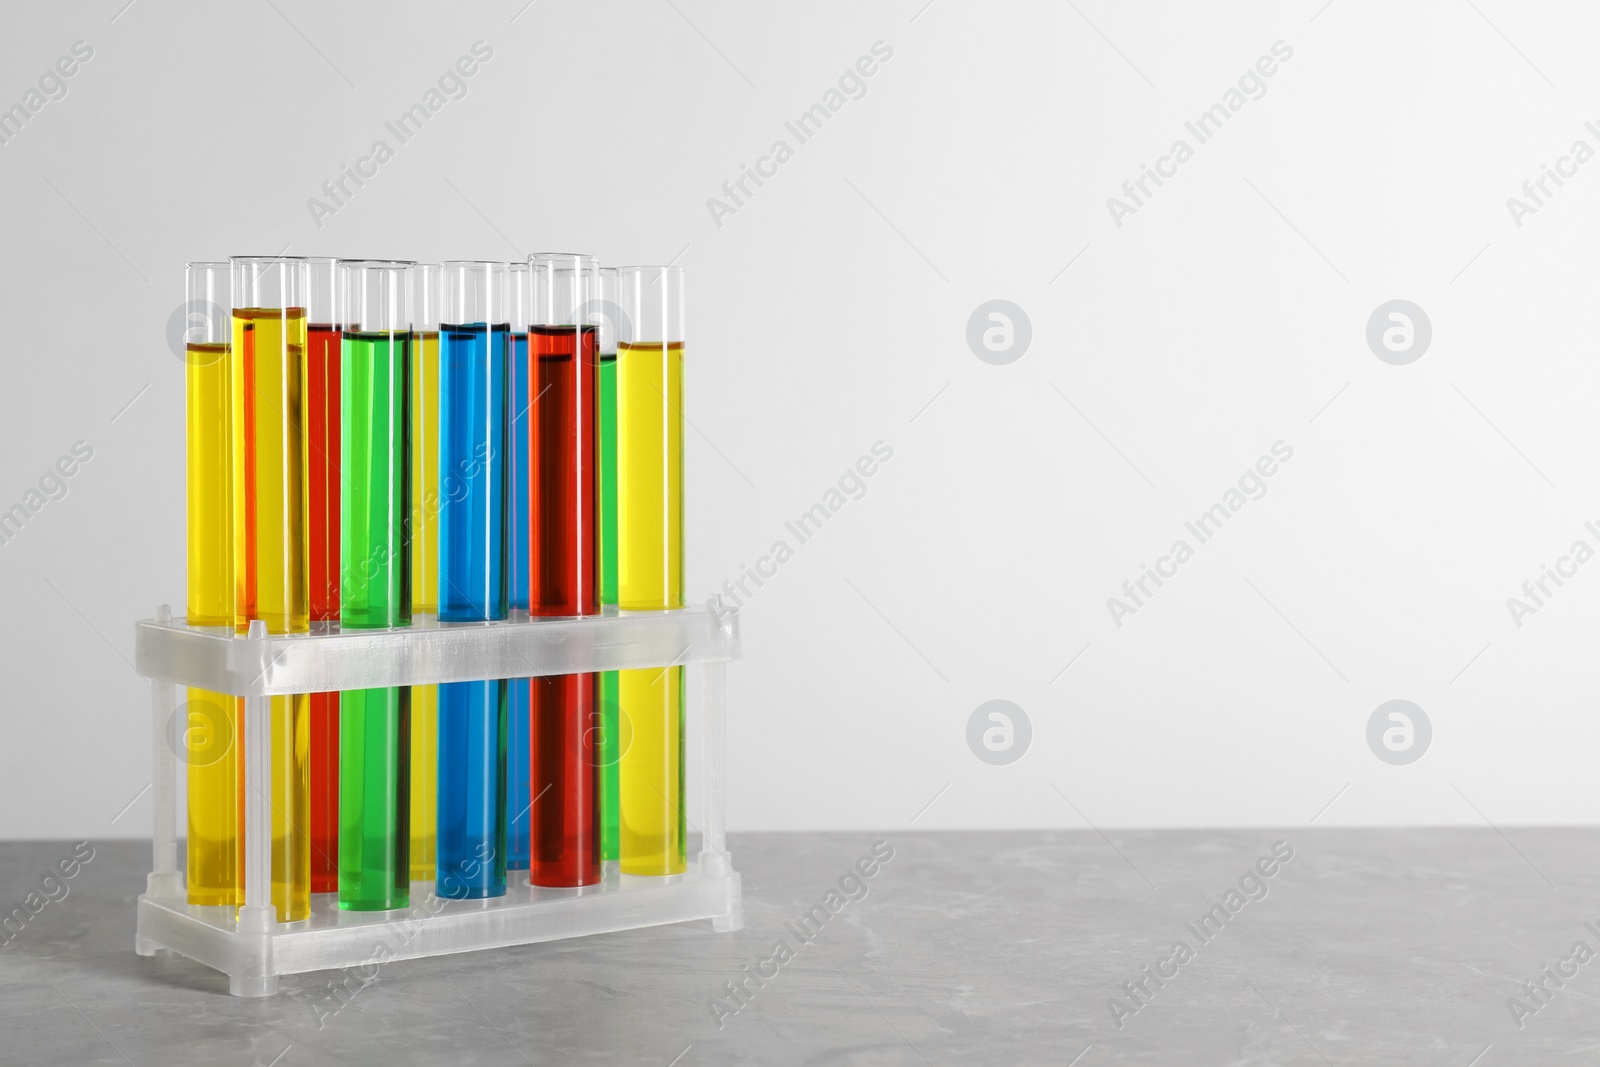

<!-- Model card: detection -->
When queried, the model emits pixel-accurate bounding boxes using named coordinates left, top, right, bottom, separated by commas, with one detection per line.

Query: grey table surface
left=0, top=830, right=1594, bottom=1065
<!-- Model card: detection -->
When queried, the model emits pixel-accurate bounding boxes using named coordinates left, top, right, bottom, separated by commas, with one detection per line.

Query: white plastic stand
left=132, top=603, right=743, bottom=997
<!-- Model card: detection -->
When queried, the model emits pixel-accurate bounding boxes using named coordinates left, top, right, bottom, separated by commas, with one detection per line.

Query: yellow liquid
left=232, top=307, right=310, bottom=634
left=185, top=693, right=242, bottom=906
left=271, top=693, right=311, bottom=921
left=186, top=341, right=232, bottom=627
left=186, top=340, right=242, bottom=904
left=618, top=666, right=686, bottom=874
left=616, top=341, right=685, bottom=875
left=411, top=331, right=440, bottom=614
left=409, top=683, right=437, bottom=880
left=232, top=306, right=312, bottom=922
left=615, top=342, right=684, bottom=610
left=410, top=330, right=439, bottom=880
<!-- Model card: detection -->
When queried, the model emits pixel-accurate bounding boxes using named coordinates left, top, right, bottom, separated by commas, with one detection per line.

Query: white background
left=1, top=0, right=1595, bottom=839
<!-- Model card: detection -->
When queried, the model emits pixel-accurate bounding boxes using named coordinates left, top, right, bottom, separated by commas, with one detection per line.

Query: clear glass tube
left=407, top=262, right=441, bottom=882
left=507, top=261, right=532, bottom=871
left=437, top=260, right=509, bottom=899
left=305, top=257, right=341, bottom=896
left=339, top=260, right=413, bottom=911
left=230, top=254, right=313, bottom=921
left=528, top=253, right=601, bottom=888
left=184, top=261, right=240, bottom=907
left=306, top=257, right=342, bottom=627
left=616, top=265, right=686, bottom=877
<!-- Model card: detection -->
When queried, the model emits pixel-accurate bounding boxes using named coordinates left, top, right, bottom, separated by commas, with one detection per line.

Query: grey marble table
left=0, top=830, right=1592, bottom=1065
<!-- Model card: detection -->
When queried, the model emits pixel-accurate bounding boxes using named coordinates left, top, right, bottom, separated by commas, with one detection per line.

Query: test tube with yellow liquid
left=407, top=263, right=441, bottom=882
left=616, top=266, right=686, bottom=876
left=231, top=255, right=312, bottom=923
left=185, top=262, right=241, bottom=907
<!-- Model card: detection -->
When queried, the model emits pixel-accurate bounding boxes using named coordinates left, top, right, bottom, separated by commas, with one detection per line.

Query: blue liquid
left=508, top=328, right=529, bottom=613
left=507, top=679, right=530, bottom=870
left=439, top=322, right=508, bottom=621
left=436, top=680, right=507, bottom=898
left=437, top=321, right=509, bottom=898
left=507, top=330, right=531, bottom=870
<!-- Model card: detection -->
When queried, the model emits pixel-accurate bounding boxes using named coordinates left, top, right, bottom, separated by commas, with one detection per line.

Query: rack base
left=134, top=604, right=743, bottom=997
left=134, top=854, right=743, bottom=997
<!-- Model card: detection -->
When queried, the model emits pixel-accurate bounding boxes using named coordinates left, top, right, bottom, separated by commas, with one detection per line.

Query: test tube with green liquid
left=338, top=260, right=412, bottom=911
left=595, top=266, right=623, bottom=861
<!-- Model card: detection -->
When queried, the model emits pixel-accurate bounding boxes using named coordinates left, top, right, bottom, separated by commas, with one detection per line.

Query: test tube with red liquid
left=306, top=257, right=341, bottom=895
left=527, top=252, right=600, bottom=888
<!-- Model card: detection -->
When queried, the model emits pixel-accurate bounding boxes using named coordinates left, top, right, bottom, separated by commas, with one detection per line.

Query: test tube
left=506, top=261, right=532, bottom=872
left=407, top=263, right=441, bottom=882
left=231, top=254, right=313, bottom=922
left=528, top=252, right=601, bottom=888
left=594, top=266, right=624, bottom=862
left=437, top=260, right=509, bottom=899
left=338, top=260, right=413, bottom=911
left=616, top=265, right=686, bottom=877
left=184, top=261, right=240, bottom=907
left=306, top=257, right=341, bottom=895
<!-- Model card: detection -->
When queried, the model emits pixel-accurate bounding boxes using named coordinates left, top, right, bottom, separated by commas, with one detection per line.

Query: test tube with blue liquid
left=506, top=261, right=531, bottom=872
left=436, top=260, right=509, bottom=899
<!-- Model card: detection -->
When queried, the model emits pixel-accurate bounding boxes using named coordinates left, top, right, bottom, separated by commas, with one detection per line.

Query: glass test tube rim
left=441, top=262, right=511, bottom=328
left=343, top=262, right=414, bottom=336
left=530, top=251, right=599, bottom=263
left=508, top=262, right=531, bottom=331
left=185, top=262, right=231, bottom=326
left=410, top=263, right=444, bottom=333
left=531, top=255, right=600, bottom=328
left=231, top=256, right=309, bottom=311
left=592, top=266, right=624, bottom=354
left=306, top=258, right=341, bottom=332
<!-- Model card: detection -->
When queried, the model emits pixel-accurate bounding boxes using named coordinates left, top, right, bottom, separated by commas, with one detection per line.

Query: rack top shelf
left=134, top=605, right=740, bottom=696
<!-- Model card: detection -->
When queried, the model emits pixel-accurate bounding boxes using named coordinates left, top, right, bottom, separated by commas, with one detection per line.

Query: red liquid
left=307, top=323, right=341, bottom=893
left=310, top=692, right=339, bottom=892
left=528, top=324, right=599, bottom=887
left=307, top=323, right=341, bottom=621
left=530, top=674, right=600, bottom=885
left=529, top=324, right=599, bottom=616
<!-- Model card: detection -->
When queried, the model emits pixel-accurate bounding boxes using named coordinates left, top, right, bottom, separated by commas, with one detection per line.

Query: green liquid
left=599, top=351, right=620, bottom=860
left=340, top=328, right=412, bottom=910
left=340, top=688, right=411, bottom=909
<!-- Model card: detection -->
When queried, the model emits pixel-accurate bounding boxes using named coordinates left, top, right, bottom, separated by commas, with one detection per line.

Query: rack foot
left=712, top=907, right=743, bottom=933
left=134, top=936, right=159, bottom=957
left=229, top=973, right=279, bottom=998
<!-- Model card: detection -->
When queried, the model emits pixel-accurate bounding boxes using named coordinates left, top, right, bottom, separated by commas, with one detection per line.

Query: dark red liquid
left=309, top=691, right=339, bottom=892
left=307, top=324, right=341, bottom=621
left=527, top=324, right=599, bottom=886
left=528, top=324, right=598, bottom=616
left=307, top=323, right=341, bottom=893
left=530, top=673, right=600, bottom=886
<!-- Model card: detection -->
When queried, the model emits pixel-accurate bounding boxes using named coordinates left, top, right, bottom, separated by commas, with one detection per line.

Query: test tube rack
left=132, top=604, right=743, bottom=997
